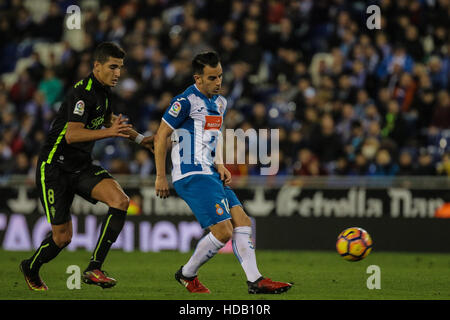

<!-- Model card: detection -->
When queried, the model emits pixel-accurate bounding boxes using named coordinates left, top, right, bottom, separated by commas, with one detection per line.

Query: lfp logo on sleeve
left=169, top=101, right=182, bottom=117
left=73, top=100, right=85, bottom=116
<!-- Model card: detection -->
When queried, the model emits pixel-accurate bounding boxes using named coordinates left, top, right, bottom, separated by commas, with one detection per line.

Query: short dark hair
left=192, top=51, right=220, bottom=75
left=93, top=42, right=126, bottom=64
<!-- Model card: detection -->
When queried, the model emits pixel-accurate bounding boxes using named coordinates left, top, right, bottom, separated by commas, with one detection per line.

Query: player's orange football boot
left=247, top=277, right=293, bottom=294
left=175, top=266, right=210, bottom=293
left=20, top=260, right=48, bottom=291
left=82, top=269, right=117, bottom=289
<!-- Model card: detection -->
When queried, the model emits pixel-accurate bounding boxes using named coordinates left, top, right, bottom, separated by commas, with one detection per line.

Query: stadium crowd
left=0, top=0, right=449, bottom=179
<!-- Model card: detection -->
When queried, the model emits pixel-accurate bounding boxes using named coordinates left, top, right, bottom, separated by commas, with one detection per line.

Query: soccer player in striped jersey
left=20, top=42, right=153, bottom=291
left=154, top=51, right=292, bottom=294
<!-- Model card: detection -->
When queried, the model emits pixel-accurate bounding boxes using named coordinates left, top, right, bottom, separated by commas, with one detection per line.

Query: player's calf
left=83, top=207, right=126, bottom=289
left=85, top=207, right=126, bottom=272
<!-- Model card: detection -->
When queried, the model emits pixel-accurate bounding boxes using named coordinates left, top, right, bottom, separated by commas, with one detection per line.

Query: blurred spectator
left=427, top=56, right=448, bottom=90
left=397, top=150, right=416, bottom=175
left=38, top=1, right=64, bottom=42
left=310, top=114, right=343, bottom=164
left=369, top=148, right=399, bottom=176
left=0, top=91, right=15, bottom=115
left=293, top=148, right=327, bottom=176
left=436, top=152, right=450, bottom=176
left=38, top=68, right=63, bottom=107
left=334, top=156, right=350, bottom=175
left=235, top=30, right=263, bottom=75
left=354, top=90, right=373, bottom=119
left=381, top=100, right=408, bottom=145
left=23, top=90, right=53, bottom=132
left=430, top=91, right=450, bottom=129
left=129, top=149, right=154, bottom=177
left=13, top=152, right=30, bottom=174
left=0, top=137, right=14, bottom=175
left=343, top=119, right=364, bottom=162
left=9, top=70, right=36, bottom=111
left=402, top=25, right=424, bottom=62
left=360, top=137, right=380, bottom=163
left=414, top=149, right=436, bottom=175
left=411, top=87, right=435, bottom=130
left=415, top=149, right=436, bottom=176
left=349, top=153, right=370, bottom=175
left=27, top=52, right=45, bottom=84
left=377, top=46, right=414, bottom=80
left=249, top=102, right=269, bottom=129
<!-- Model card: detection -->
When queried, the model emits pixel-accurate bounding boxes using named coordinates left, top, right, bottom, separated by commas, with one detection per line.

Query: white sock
left=232, top=226, right=262, bottom=282
left=182, top=232, right=225, bottom=278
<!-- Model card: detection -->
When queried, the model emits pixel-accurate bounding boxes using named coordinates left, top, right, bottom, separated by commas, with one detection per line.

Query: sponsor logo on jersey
left=86, top=115, right=105, bottom=129
left=204, top=115, right=222, bottom=130
left=169, top=101, right=182, bottom=117
left=74, top=100, right=85, bottom=116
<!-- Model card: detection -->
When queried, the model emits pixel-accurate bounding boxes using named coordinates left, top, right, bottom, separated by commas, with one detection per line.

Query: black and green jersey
left=38, top=73, right=113, bottom=173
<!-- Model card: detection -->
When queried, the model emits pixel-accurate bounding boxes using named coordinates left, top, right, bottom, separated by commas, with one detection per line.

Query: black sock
left=27, top=233, right=64, bottom=274
left=86, top=207, right=127, bottom=271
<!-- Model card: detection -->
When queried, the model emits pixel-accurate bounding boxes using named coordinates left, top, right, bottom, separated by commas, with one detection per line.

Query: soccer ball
left=336, top=227, right=373, bottom=261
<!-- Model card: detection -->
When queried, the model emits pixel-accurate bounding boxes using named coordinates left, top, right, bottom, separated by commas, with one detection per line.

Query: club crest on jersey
left=204, top=115, right=222, bottom=130
left=169, top=101, right=182, bottom=117
left=218, top=102, right=224, bottom=114
left=215, top=204, right=224, bottom=215
left=74, top=100, right=85, bottom=116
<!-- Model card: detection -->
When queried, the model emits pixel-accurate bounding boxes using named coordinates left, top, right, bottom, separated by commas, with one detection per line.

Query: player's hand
left=155, top=175, right=170, bottom=199
left=108, top=114, right=133, bottom=138
left=217, top=164, right=232, bottom=186
left=141, top=135, right=155, bottom=153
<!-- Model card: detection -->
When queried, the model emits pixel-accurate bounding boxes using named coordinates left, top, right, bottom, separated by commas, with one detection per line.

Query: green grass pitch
left=1, top=249, right=450, bottom=300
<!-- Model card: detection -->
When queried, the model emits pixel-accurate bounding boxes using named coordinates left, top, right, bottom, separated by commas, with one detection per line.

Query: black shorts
left=36, top=161, right=113, bottom=225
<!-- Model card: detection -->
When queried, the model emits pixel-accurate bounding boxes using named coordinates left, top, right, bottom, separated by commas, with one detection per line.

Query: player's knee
left=53, top=232, right=72, bottom=248
left=238, top=214, right=252, bottom=227
left=222, top=228, right=233, bottom=243
left=215, top=232, right=232, bottom=244
left=231, top=207, right=252, bottom=228
left=108, top=194, right=130, bottom=211
left=213, top=225, right=233, bottom=243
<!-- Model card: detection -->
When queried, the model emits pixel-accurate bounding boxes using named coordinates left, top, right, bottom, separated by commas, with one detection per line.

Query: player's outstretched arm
left=105, top=114, right=154, bottom=152
left=154, top=120, right=173, bottom=199
left=65, top=114, right=132, bottom=144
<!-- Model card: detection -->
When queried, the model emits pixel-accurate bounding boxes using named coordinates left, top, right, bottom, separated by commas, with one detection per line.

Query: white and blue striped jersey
left=162, top=84, right=227, bottom=183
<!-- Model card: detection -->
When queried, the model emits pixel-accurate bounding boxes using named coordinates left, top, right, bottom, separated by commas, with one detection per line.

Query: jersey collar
left=193, top=84, right=216, bottom=101
left=193, top=84, right=220, bottom=115
left=90, top=73, right=111, bottom=93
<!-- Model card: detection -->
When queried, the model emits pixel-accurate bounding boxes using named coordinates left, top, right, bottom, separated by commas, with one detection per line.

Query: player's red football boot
left=175, top=266, right=210, bottom=293
left=82, top=269, right=117, bottom=289
left=20, top=260, right=48, bottom=291
left=247, top=277, right=293, bottom=294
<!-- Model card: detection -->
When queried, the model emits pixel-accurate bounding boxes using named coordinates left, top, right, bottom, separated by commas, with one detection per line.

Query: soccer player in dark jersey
left=19, top=42, right=153, bottom=291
